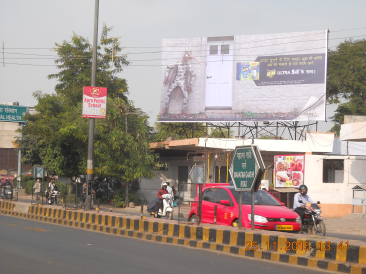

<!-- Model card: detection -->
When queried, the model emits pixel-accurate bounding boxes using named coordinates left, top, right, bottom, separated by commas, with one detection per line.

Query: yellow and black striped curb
left=1, top=201, right=366, bottom=274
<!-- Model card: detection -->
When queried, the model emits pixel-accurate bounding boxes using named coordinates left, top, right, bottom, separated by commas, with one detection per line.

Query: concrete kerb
left=1, top=201, right=366, bottom=274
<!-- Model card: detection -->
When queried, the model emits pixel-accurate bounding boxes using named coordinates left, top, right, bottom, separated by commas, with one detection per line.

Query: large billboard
left=159, top=30, right=327, bottom=122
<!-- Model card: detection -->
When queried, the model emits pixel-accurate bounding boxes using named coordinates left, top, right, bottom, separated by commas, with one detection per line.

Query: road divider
left=1, top=200, right=365, bottom=274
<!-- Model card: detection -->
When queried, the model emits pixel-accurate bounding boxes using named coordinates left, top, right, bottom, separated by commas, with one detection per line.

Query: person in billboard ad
left=161, top=51, right=201, bottom=116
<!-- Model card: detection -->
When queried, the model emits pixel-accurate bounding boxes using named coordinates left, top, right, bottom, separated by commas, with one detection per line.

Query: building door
left=178, top=166, right=189, bottom=191
left=205, top=42, right=234, bottom=109
left=215, top=166, right=232, bottom=183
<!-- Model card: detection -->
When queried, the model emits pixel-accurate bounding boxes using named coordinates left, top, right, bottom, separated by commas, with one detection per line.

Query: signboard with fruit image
left=274, top=155, right=305, bottom=188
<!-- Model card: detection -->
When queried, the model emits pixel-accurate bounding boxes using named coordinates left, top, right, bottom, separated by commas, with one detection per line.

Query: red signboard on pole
left=82, top=86, right=107, bottom=119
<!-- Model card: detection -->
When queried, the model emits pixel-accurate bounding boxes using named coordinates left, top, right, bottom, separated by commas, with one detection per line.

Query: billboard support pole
left=238, top=191, right=242, bottom=229
left=226, top=153, right=229, bottom=183
left=17, top=123, right=24, bottom=189
left=251, top=188, right=255, bottom=230
left=86, top=0, right=99, bottom=211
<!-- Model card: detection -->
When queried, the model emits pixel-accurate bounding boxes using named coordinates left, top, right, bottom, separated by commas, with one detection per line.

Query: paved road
left=0, top=214, right=335, bottom=274
left=326, top=232, right=366, bottom=243
left=11, top=198, right=366, bottom=243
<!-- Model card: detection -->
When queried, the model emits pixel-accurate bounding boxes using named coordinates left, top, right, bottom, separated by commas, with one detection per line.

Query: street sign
left=34, top=167, right=46, bottom=179
left=0, top=105, right=27, bottom=122
left=189, top=164, right=204, bottom=184
left=229, top=145, right=265, bottom=192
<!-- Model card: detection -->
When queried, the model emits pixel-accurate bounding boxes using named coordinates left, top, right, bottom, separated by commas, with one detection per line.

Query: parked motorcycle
left=147, top=194, right=174, bottom=220
left=301, top=202, right=326, bottom=236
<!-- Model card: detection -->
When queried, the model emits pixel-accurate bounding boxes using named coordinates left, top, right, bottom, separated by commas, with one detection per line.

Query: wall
left=200, top=132, right=335, bottom=153
left=304, top=154, right=366, bottom=217
left=138, top=170, right=169, bottom=204
left=0, top=122, right=19, bottom=148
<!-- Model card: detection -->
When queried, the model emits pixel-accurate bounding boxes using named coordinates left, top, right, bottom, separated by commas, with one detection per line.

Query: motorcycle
left=301, top=201, right=326, bottom=236
left=148, top=194, right=174, bottom=220
left=2, top=186, right=13, bottom=200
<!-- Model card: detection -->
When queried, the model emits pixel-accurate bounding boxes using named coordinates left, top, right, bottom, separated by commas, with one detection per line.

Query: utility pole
left=124, top=112, right=140, bottom=207
left=85, top=0, right=99, bottom=211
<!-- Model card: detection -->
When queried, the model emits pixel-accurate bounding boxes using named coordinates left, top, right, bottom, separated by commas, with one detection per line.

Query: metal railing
left=177, top=182, right=202, bottom=224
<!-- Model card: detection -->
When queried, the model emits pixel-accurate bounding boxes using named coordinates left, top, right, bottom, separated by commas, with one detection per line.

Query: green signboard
left=0, top=105, right=27, bottom=122
left=230, top=145, right=265, bottom=191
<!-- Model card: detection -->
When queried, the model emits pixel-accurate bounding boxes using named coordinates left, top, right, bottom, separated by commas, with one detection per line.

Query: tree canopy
left=18, top=24, right=154, bottom=181
left=327, top=39, right=366, bottom=135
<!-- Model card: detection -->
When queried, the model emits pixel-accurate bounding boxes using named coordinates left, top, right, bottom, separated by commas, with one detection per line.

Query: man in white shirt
left=293, top=185, right=315, bottom=224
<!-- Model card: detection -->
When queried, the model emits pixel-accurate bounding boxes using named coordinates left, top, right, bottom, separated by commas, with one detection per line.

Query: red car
left=188, top=185, right=301, bottom=231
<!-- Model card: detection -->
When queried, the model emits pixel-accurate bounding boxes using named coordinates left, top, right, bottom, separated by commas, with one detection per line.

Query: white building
left=145, top=128, right=366, bottom=217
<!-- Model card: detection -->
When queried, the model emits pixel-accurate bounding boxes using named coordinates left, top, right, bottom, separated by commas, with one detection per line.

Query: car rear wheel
left=189, top=215, right=198, bottom=224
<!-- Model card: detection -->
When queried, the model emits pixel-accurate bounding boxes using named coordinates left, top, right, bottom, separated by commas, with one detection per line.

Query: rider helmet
left=299, top=184, right=308, bottom=195
left=161, top=182, right=168, bottom=188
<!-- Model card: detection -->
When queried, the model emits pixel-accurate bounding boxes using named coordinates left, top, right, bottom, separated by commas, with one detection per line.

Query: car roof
left=205, top=185, right=258, bottom=191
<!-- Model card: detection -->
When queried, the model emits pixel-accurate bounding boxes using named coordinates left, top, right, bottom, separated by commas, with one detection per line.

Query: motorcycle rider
left=157, top=182, right=169, bottom=212
left=293, top=185, right=315, bottom=224
left=0, top=178, right=5, bottom=198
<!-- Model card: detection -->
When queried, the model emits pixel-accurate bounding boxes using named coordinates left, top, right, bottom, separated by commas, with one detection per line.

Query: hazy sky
left=1, top=0, right=366, bottom=133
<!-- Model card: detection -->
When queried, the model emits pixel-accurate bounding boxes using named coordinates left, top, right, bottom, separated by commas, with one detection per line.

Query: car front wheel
left=189, top=215, right=198, bottom=224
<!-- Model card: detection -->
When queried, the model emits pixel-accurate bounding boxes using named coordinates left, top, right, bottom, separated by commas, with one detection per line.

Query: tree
left=327, top=39, right=366, bottom=135
left=19, top=24, right=154, bottom=182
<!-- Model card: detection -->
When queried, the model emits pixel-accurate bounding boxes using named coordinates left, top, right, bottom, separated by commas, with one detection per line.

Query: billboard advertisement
left=159, top=30, right=327, bottom=122
left=274, top=155, right=305, bottom=188
left=82, top=87, right=107, bottom=119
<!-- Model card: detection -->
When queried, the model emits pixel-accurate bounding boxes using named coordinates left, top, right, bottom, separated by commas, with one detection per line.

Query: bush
left=112, top=189, right=140, bottom=208
left=55, top=181, right=68, bottom=196
left=20, top=175, right=35, bottom=194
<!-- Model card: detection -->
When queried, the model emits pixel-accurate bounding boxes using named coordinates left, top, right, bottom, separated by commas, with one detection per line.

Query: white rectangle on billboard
left=159, top=30, right=327, bottom=122
left=82, top=86, right=107, bottom=119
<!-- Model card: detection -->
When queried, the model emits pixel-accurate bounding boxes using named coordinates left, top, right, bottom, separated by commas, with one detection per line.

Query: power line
left=4, top=26, right=366, bottom=50
left=3, top=33, right=365, bottom=58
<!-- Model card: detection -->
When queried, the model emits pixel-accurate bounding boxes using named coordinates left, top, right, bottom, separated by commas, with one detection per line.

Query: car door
left=215, top=188, right=234, bottom=226
left=201, top=188, right=218, bottom=223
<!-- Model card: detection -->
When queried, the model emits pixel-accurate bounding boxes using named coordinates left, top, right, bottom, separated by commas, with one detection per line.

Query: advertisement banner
left=159, top=30, right=327, bottom=122
left=0, top=105, right=27, bottom=122
left=82, top=87, right=107, bottom=119
left=274, top=155, right=305, bottom=188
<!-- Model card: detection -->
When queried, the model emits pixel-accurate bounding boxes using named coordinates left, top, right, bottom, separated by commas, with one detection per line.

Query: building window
left=323, top=159, right=344, bottom=183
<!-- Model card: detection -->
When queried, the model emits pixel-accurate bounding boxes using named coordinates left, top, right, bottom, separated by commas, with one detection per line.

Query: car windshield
left=229, top=189, right=281, bottom=206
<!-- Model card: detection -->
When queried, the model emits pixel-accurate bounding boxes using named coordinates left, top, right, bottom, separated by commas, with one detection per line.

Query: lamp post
left=85, top=0, right=99, bottom=211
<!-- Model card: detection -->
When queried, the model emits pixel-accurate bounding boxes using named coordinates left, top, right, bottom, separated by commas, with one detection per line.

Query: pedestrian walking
left=33, top=179, right=41, bottom=201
